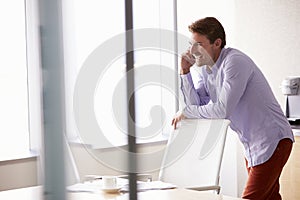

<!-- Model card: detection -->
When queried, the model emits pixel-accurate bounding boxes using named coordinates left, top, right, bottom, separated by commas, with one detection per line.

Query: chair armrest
left=186, top=185, right=221, bottom=194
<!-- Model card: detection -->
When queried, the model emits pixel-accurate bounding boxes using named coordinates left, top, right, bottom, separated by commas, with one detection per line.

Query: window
left=63, top=0, right=177, bottom=148
left=0, top=1, right=30, bottom=160
left=0, top=0, right=236, bottom=160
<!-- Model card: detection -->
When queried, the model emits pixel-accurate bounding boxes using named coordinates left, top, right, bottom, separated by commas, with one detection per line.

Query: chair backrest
left=159, top=119, right=230, bottom=189
left=64, top=138, right=81, bottom=186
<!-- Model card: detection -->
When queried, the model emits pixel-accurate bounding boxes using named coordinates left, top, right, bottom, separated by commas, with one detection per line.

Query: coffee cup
left=102, top=176, right=117, bottom=189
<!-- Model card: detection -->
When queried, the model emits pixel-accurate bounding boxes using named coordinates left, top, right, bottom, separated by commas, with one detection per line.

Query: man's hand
left=180, top=51, right=195, bottom=75
left=171, top=111, right=186, bottom=129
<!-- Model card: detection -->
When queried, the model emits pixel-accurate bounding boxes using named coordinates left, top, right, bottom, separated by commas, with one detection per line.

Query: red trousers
left=242, top=138, right=293, bottom=200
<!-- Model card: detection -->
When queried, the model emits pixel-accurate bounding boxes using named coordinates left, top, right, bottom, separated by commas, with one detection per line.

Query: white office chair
left=64, top=137, right=81, bottom=186
left=158, top=119, right=230, bottom=194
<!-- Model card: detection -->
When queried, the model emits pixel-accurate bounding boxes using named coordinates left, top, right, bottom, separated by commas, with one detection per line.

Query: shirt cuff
left=180, top=73, right=193, bottom=86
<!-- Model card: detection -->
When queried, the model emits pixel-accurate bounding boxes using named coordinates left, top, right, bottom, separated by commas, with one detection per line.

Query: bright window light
left=0, top=1, right=29, bottom=160
left=64, top=0, right=176, bottom=148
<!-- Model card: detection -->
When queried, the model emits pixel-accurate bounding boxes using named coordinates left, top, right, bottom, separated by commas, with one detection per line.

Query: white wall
left=233, top=0, right=300, bottom=108
left=0, top=157, right=37, bottom=191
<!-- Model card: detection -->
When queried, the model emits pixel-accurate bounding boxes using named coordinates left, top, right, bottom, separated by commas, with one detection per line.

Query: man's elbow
left=215, top=103, right=231, bottom=119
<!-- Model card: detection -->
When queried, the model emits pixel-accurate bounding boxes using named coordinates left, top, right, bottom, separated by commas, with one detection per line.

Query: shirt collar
left=205, top=48, right=226, bottom=74
left=213, top=48, right=226, bottom=69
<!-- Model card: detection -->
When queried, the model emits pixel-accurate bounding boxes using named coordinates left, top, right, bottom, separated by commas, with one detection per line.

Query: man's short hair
left=188, top=17, right=226, bottom=48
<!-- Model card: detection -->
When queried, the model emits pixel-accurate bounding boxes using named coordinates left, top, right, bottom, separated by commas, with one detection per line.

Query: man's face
left=189, top=32, right=216, bottom=67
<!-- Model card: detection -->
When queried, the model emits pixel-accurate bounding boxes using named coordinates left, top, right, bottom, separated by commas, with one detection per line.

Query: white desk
left=0, top=186, right=243, bottom=200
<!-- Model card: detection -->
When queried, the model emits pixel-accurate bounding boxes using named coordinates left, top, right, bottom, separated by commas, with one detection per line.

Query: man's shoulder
left=222, top=47, right=253, bottom=64
left=223, top=47, right=247, bottom=58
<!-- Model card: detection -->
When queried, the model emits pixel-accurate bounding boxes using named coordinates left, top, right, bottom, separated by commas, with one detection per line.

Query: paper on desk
left=120, top=181, right=177, bottom=192
left=67, top=178, right=130, bottom=193
left=67, top=179, right=176, bottom=193
left=67, top=182, right=101, bottom=193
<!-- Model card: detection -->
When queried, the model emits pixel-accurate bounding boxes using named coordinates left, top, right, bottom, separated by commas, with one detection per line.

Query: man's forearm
left=180, top=74, right=201, bottom=105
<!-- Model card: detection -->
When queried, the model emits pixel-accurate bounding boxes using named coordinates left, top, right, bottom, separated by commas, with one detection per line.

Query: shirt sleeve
left=183, top=55, right=254, bottom=118
left=180, top=73, right=210, bottom=106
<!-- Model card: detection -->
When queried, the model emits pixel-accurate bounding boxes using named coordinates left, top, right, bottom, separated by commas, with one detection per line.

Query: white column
left=38, top=0, right=66, bottom=199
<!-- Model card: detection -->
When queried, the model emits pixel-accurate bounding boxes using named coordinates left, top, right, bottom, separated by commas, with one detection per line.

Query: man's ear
left=214, top=38, right=222, bottom=48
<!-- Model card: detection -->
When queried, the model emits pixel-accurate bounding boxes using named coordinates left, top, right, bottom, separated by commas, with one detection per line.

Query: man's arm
left=172, top=52, right=210, bottom=129
left=180, top=51, right=210, bottom=106
left=180, top=73, right=210, bottom=106
left=183, top=55, right=254, bottom=119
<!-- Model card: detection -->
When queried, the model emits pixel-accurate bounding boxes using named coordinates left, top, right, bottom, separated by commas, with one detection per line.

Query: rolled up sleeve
left=180, top=73, right=210, bottom=106
left=183, top=55, right=254, bottom=119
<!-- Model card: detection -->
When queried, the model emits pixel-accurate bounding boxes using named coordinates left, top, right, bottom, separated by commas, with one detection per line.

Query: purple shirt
left=181, top=47, right=294, bottom=167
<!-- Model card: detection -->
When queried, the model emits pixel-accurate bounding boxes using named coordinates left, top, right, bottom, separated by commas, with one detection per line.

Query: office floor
left=280, top=136, right=300, bottom=199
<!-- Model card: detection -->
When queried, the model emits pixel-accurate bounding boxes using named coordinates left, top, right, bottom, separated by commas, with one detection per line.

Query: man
left=172, top=17, right=294, bottom=199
